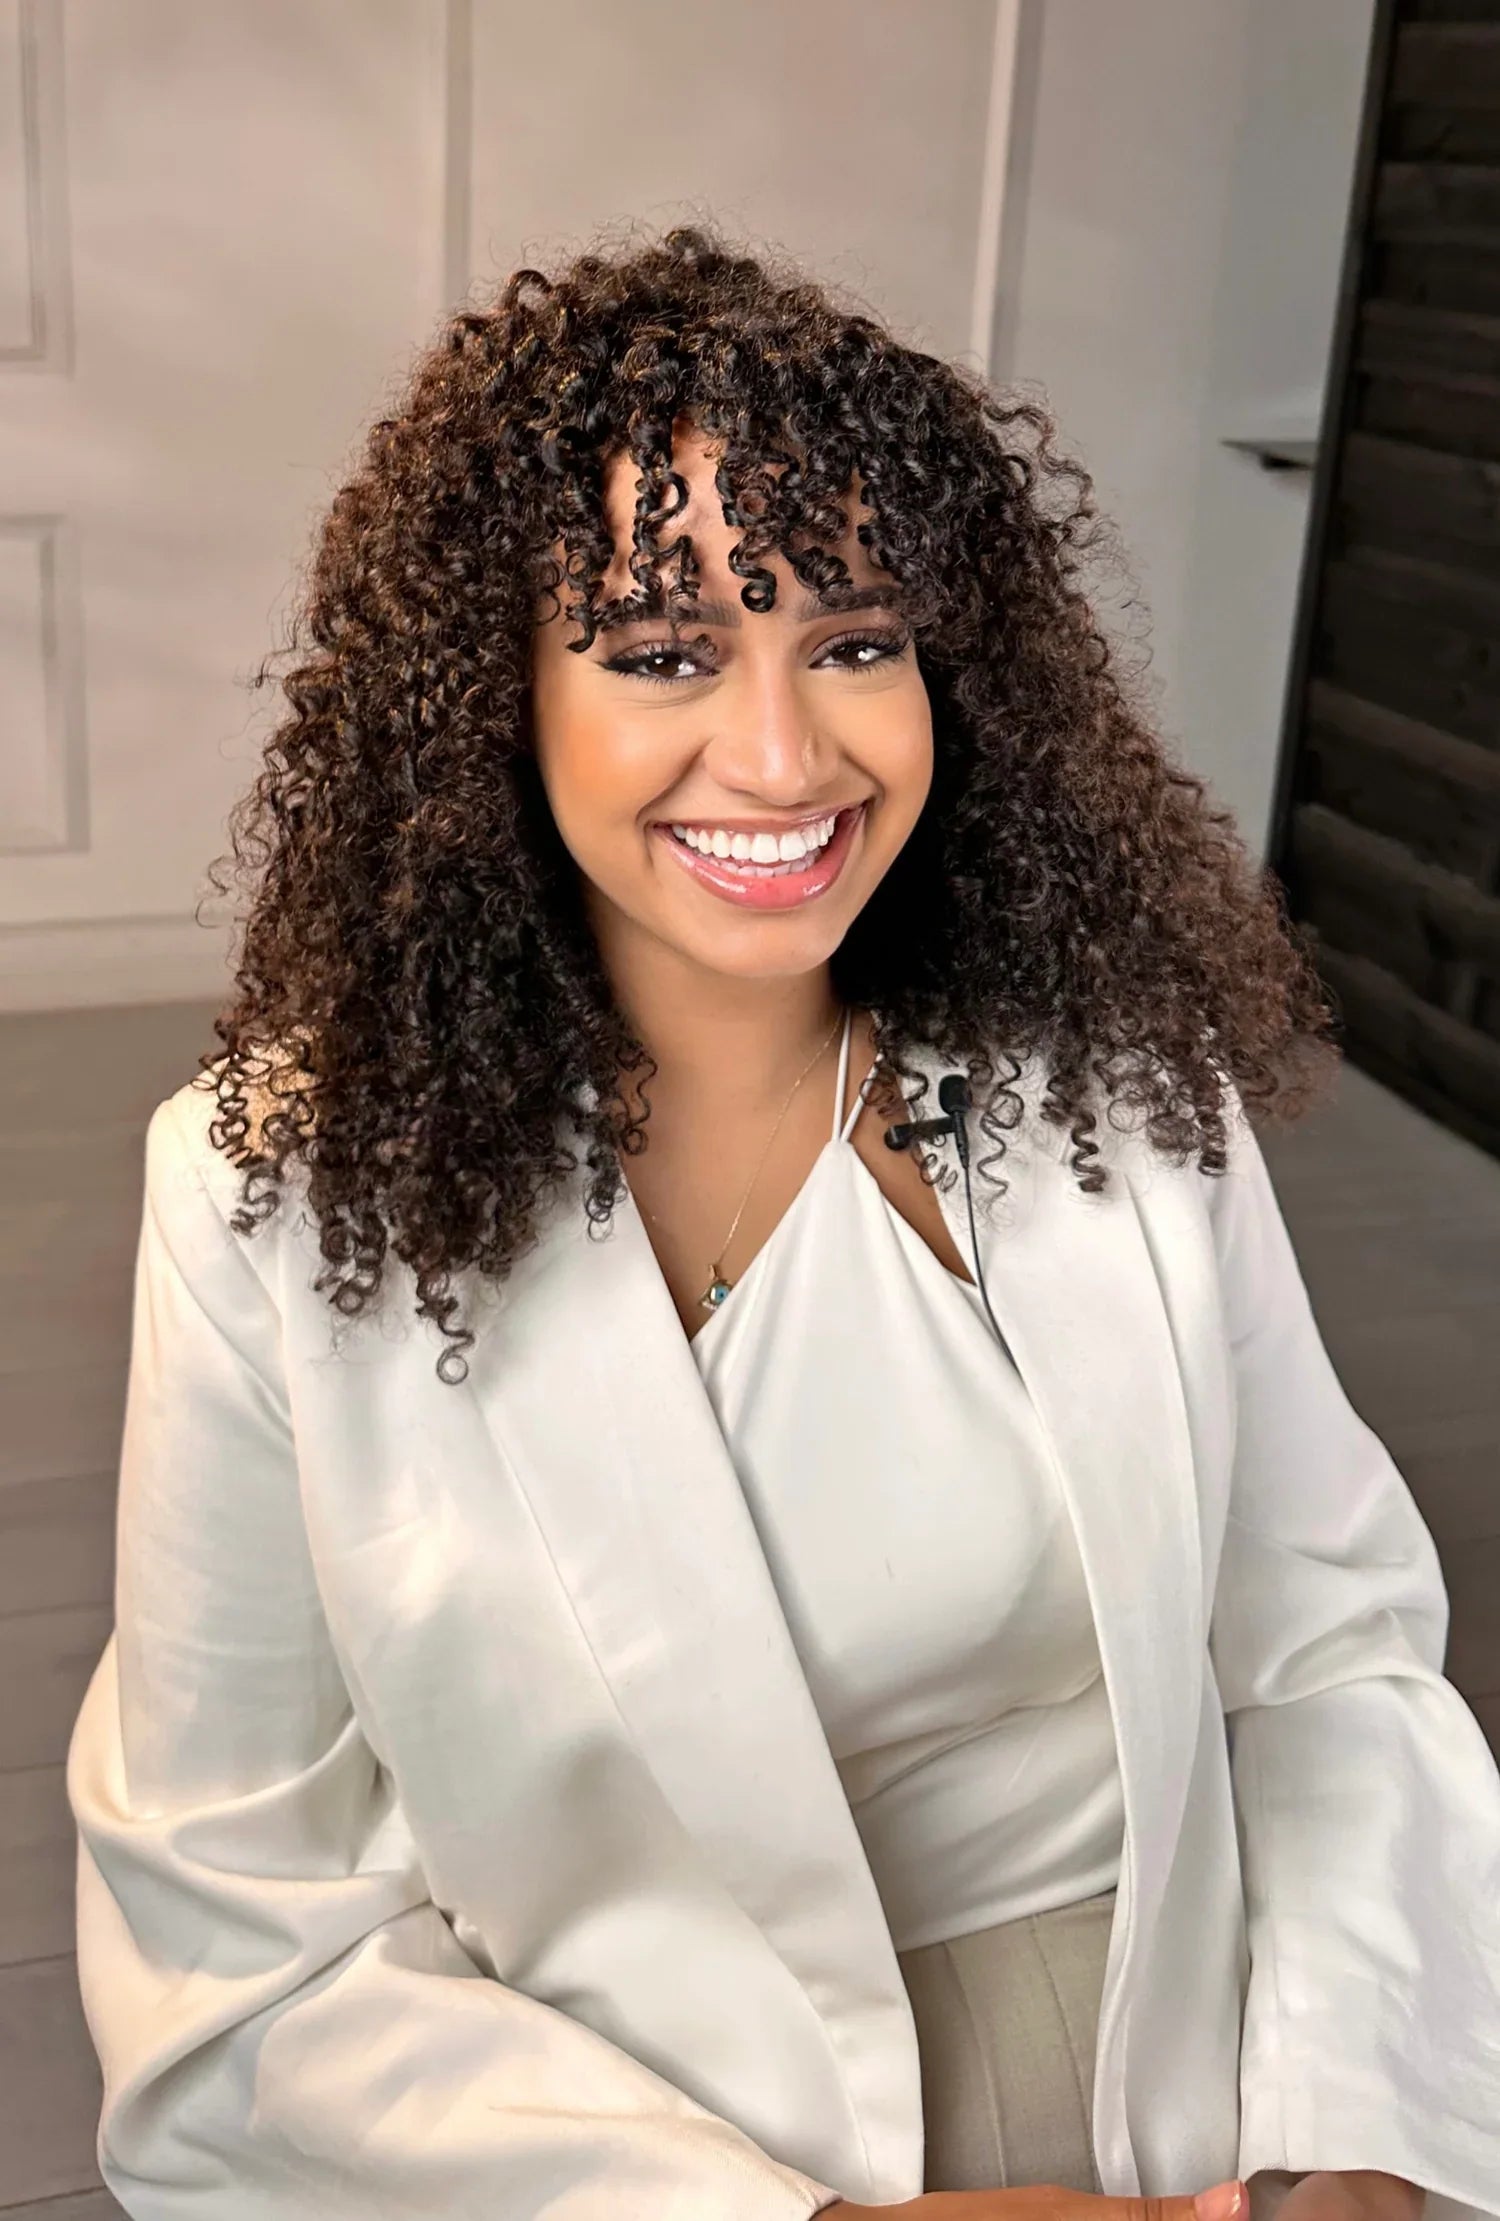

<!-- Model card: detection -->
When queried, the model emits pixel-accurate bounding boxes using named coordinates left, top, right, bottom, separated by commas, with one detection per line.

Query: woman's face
left=529, top=424, right=934, bottom=988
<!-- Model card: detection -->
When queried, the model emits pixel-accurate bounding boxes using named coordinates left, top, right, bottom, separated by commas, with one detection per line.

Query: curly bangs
left=199, top=219, right=1338, bottom=1382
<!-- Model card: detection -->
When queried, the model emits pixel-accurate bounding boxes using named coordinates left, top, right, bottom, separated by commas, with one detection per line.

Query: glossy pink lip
left=653, top=803, right=867, bottom=911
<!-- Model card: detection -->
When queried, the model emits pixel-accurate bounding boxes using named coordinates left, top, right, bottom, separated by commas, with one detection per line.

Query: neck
left=600, top=924, right=845, bottom=1118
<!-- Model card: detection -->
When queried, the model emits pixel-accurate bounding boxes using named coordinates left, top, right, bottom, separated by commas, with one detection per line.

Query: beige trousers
left=896, top=1887, right=1116, bottom=2194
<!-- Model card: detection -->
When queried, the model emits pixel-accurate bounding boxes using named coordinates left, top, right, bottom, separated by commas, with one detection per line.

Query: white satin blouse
left=680, top=1006, right=1125, bottom=1952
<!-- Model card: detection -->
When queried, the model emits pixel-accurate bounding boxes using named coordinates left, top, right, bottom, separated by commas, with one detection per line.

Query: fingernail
left=1194, top=2182, right=1245, bottom=2221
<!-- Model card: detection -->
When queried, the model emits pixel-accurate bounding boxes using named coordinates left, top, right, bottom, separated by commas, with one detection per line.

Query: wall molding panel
left=441, top=0, right=473, bottom=317
left=0, top=0, right=73, bottom=371
left=969, top=0, right=1023, bottom=378
left=0, top=513, right=87, bottom=855
left=0, top=910, right=231, bottom=1013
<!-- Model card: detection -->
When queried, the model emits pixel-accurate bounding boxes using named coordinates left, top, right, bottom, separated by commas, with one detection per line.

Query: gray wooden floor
left=1, top=999, right=1497, bottom=2216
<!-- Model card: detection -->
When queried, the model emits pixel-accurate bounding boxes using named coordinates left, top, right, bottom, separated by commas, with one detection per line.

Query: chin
left=671, top=923, right=849, bottom=983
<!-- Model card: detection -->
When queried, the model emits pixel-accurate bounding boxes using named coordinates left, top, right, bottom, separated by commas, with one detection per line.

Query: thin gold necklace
left=640, top=1006, right=846, bottom=1315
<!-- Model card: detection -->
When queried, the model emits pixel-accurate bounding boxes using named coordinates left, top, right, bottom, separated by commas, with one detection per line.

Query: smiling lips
left=654, top=802, right=867, bottom=910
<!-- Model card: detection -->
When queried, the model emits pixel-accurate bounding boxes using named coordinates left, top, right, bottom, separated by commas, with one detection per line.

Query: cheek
left=534, top=706, right=678, bottom=863
left=531, top=664, right=622, bottom=822
left=583, top=726, right=669, bottom=815
left=862, top=682, right=935, bottom=813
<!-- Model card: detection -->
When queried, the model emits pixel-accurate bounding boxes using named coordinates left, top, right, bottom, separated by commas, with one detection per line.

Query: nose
left=700, top=653, right=838, bottom=804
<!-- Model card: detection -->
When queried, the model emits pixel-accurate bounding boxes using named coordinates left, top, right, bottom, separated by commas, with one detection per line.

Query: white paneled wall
left=463, top=0, right=1011, bottom=366
left=0, top=0, right=1372, bottom=1013
left=997, top=0, right=1375, bottom=856
left=0, top=0, right=454, bottom=1009
left=0, top=0, right=1021, bottom=1013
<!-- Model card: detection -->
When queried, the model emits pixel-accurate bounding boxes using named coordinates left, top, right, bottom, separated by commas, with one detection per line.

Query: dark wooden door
left=1271, top=0, right=1500, bottom=1161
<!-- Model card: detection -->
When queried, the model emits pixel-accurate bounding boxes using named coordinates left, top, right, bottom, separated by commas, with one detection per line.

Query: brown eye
left=601, top=637, right=718, bottom=687
left=816, top=629, right=911, bottom=671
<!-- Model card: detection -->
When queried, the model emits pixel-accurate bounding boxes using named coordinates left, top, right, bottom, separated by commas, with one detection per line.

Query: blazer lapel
left=464, top=1161, right=926, bottom=2197
left=469, top=1042, right=1206, bottom=2200
left=914, top=1043, right=1205, bottom=2191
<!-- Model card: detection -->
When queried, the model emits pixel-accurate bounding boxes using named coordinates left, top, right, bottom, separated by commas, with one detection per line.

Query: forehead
left=595, top=420, right=878, bottom=593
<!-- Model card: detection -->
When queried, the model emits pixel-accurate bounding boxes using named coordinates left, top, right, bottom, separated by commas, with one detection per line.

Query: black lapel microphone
left=885, top=1073, right=974, bottom=1163
left=885, top=1073, right=1007, bottom=1351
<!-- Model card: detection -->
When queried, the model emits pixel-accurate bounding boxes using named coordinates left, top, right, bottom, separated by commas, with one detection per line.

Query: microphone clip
left=884, top=1074, right=972, bottom=1168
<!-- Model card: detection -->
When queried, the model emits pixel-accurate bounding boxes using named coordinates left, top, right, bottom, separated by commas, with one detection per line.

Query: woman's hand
left=1267, top=2173, right=1425, bottom=2221
left=821, top=2178, right=1246, bottom=2220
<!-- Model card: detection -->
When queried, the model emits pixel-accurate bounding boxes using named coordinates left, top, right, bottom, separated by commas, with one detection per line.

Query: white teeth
left=667, top=813, right=841, bottom=865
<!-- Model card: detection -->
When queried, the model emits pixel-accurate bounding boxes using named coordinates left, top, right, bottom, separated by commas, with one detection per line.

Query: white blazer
left=67, top=1048, right=1500, bottom=2221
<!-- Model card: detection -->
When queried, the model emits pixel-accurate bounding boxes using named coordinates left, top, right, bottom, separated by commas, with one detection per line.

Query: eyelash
left=600, top=628, right=911, bottom=689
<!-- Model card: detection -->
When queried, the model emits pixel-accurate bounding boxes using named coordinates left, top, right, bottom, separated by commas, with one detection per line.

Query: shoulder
left=1095, top=1072, right=1303, bottom=1337
left=977, top=1042, right=1264, bottom=1189
left=150, top=1046, right=312, bottom=1189
left=144, top=1071, right=227, bottom=1213
left=1000, top=1052, right=1279, bottom=1270
left=142, top=1055, right=313, bottom=1297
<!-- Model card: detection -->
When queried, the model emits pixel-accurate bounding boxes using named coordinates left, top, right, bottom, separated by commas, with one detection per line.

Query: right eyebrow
left=588, top=582, right=905, bottom=634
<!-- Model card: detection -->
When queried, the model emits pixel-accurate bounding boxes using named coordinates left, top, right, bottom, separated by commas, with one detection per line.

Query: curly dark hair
left=199, top=218, right=1339, bottom=1383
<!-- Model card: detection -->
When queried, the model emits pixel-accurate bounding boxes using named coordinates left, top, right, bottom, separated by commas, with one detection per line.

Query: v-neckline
left=673, top=1007, right=873, bottom=1350
left=683, top=1135, right=981, bottom=1352
left=683, top=1132, right=853, bottom=1349
left=622, top=1011, right=976, bottom=1351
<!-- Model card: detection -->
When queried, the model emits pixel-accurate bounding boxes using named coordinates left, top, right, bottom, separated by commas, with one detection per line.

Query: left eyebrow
left=590, top=582, right=905, bottom=634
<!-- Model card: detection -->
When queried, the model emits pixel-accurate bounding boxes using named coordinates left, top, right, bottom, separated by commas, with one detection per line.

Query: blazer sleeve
left=66, top=1094, right=840, bottom=2221
left=1203, top=1103, right=1500, bottom=2221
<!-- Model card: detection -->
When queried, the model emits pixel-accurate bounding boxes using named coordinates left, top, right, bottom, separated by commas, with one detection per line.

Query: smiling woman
left=524, top=417, right=951, bottom=1337
left=65, top=221, right=1500, bottom=2221
left=530, top=430, right=928, bottom=949
left=180, top=220, right=1339, bottom=1383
